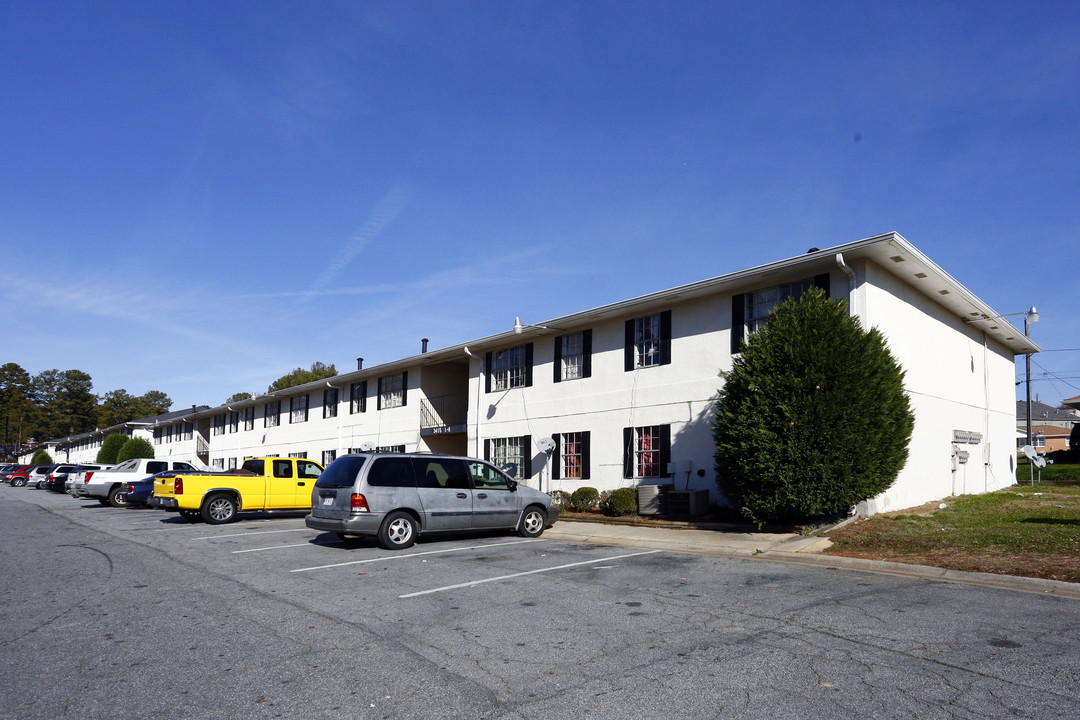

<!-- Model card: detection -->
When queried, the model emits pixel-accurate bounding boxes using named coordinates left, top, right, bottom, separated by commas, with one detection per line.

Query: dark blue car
left=120, top=471, right=169, bottom=508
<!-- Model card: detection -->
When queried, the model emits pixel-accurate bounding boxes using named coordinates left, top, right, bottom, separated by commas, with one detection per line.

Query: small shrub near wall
left=603, top=487, right=638, bottom=517
left=549, top=490, right=572, bottom=510
left=570, top=487, right=600, bottom=512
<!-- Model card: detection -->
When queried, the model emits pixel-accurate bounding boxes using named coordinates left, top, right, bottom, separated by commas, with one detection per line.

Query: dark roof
left=1016, top=400, right=1080, bottom=423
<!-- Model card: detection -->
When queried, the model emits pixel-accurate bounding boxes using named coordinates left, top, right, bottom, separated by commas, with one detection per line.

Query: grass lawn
left=825, top=462, right=1080, bottom=583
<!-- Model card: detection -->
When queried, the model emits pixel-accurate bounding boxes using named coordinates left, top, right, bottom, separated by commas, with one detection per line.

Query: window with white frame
left=554, top=431, right=591, bottom=480
left=323, top=388, right=339, bottom=419
left=746, top=278, right=815, bottom=333
left=288, top=451, right=308, bottom=459
left=227, top=457, right=237, bottom=470
left=485, top=436, right=528, bottom=479
left=322, top=449, right=337, bottom=466
left=350, top=381, right=367, bottom=413
left=211, top=458, right=224, bottom=469
left=378, top=373, right=406, bottom=409
left=1035, top=433, right=1046, bottom=448
left=488, top=345, right=530, bottom=391
left=376, top=444, right=406, bottom=453
left=624, top=312, right=671, bottom=370
left=622, top=425, right=671, bottom=479
left=243, top=407, right=255, bottom=431
left=153, top=428, right=162, bottom=445
left=212, top=414, right=226, bottom=436
left=264, top=401, right=280, bottom=428
left=229, top=411, right=239, bottom=433
left=182, top=422, right=193, bottom=440
left=290, top=395, right=309, bottom=423
left=557, top=332, right=586, bottom=381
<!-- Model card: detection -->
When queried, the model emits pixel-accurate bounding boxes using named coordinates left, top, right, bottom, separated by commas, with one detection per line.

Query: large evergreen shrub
left=713, top=287, right=914, bottom=526
left=97, top=433, right=129, bottom=464
left=116, top=436, right=155, bottom=463
left=30, top=448, right=52, bottom=465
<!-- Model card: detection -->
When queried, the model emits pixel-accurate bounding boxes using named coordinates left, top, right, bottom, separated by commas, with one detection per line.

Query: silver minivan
left=305, top=452, right=559, bottom=549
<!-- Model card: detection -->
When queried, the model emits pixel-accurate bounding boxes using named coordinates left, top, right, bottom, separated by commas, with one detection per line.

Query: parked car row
left=6, top=452, right=560, bottom=550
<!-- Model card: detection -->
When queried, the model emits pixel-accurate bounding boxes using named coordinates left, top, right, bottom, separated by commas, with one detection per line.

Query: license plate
left=322, top=497, right=333, bottom=506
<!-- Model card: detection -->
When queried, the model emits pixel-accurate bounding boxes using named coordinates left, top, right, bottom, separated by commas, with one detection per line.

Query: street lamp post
left=1025, top=306, right=1039, bottom=447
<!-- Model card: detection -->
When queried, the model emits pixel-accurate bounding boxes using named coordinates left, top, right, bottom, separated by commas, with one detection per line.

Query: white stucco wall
left=856, top=260, right=1018, bottom=513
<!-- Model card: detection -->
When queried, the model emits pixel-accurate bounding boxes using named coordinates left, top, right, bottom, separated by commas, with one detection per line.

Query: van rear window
left=315, top=456, right=367, bottom=488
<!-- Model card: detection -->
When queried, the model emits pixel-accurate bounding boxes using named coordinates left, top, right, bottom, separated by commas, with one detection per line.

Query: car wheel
left=202, top=494, right=237, bottom=524
left=97, top=498, right=111, bottom=506
left=377, top=511, right=417, bottom=550
left=107, top=487, right=128, bottom=508
left=12, top=479, right=25, bottom=487
left=518, top=506, right=546, bottom=538
left=179, top=510, right=202, bottom=522
left=36, top=480, right=44, bottom=489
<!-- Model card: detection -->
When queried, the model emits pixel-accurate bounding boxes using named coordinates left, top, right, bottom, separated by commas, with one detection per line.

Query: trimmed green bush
left=97, top=433, right=129, bottom=464
left=603, top=487, right=639, bottom=517
left=713, top=287, right=914, bottom=527
left=548, top=489, right=572, bottom=510
left=570, top=486, right=600, bottom=512
left=116, top=436, right=155, bottom=462
left=30, top=448, right=53, bottom=465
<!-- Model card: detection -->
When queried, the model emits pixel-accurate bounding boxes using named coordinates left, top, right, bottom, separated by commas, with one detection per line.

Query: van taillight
left=350, top=494, right=369, bottom=513
left=175, top=478, right=183, bottom=495
left=84, top=472, right=93, bottom=483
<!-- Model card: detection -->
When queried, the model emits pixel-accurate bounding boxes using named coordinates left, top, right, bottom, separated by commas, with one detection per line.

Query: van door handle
left=456, top=492, right=468, bottom=499
left=476, top=493, right=488, bottom=499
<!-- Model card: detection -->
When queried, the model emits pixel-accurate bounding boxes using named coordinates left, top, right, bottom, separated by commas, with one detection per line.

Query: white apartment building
left=33, top=233, right=1036, bottom=516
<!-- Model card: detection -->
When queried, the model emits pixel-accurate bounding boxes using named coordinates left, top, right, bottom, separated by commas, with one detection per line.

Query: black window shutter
left=522, top=435, right=532, bottom=478
left=660, top=424, right=672, bottom=478
left=551, top=434, right=561, bottom=480
left=524, top=343, right=533, bottom=387
left=401, top=371, right=408, bottom=407
left=624, top=320, right=635, bottom=371
left=659, top=310, right=672, bottom=366
left=553, top=335, right=563, bottom=383
left=581, top=329, right=592, bottom=378
left=484, top=439, right=490, bottom=462
left=360, top=380, right=367, bottom=413
left=581, top=431, right=591, bottom=480
left=731, top=293, right=745, bottom=354
left=484, top=352, right=493, bottom=393
left=623, top=427, right=633, bottom=478
left=376, top=379, right=382, bottom=411
left=813, top=273, right=831, bottom=298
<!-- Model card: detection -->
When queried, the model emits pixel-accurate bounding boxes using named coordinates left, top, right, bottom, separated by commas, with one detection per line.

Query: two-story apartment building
left=28, top=233, right=1036, bottom=516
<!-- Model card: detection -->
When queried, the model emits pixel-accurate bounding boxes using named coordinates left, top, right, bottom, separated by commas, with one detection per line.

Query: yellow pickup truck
left=150, top=456, right=324, bottom=524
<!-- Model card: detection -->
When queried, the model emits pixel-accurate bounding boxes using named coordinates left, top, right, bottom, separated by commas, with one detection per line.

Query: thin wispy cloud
left=312, top=183, right=415, bottom=291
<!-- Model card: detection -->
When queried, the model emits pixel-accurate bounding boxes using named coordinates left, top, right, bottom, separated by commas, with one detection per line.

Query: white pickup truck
left=77, top=457, right=205, bottom=507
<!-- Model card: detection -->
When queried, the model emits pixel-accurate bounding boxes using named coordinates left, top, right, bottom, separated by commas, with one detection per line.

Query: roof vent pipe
left=357, top=357, right=363, bottom=370
left=836, top=253, right=857, bottom=318
left=422, top=338, right=429, bottom=353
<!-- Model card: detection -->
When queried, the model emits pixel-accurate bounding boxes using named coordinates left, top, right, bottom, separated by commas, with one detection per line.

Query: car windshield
left=314, top=456, right=366, bottom=489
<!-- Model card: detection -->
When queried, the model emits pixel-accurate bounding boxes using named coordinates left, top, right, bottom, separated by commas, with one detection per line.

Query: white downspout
left=836, top=252, right=857, bottom=318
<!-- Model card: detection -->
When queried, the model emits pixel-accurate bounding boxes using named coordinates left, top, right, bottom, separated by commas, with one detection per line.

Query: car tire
left=107, top=487, right=128, bottom=508
left=97, top=498, right=111, bottom=506
left=518, top=506, right=546, bottom=538
left=202, top=494, right=237, bottom=524
left=377, top=511, right=417, bottom=550
left=179, top=510, right=202, bottom=522
left=12, top=478, right=25, bottom=487
left=36, top=480, right=44, bottom=489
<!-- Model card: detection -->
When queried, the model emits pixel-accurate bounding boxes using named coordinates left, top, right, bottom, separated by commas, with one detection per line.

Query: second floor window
left=554, top=331, right=592, bottom=382
left=290, top=395, right=309, bottom=423
left=212, top=414, right=226, bottom=436
left=624, top=311, right=671, bottom=370
left=486, top=344, right=533, bottom=392
left=243, top=407, right=255, bottom=431
left=229, top=411, right=239, bottom=433
left=350, top=381, right=367, bottom=414
left=264, top=401, right=280, bottom=428
left=378, top=372, right=407, bottom=410
left=323, top=388, right=339, bottom=419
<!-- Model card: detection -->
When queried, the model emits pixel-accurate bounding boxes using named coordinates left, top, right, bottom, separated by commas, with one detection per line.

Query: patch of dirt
left=824, top=548, right=1080, bottom=584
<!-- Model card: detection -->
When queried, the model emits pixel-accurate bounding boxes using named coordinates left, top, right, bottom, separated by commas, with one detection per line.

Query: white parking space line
left=399, top=549, right=663, bottom=598
left=290, top=539, right=542, bottom=572
left=194, top=528, right=311, bottom=540
left=234, top=542, right=332, bottom=554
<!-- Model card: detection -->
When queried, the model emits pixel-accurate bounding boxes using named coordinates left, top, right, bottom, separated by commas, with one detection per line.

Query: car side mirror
left=508, top=479, right=518, bottom=492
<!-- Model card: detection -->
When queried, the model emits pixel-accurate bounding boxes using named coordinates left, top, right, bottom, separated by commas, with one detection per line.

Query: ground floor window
left=553, top=431, right=590, bottom=480
left=376, top=444, right=406, bottom=453
left=623, top=425, right=671, bottom=479
left=485, top=436, right=531, bottom=479
left=288, top=451, right=308, bottom=459
left=322, top=449, right=337, bottom=466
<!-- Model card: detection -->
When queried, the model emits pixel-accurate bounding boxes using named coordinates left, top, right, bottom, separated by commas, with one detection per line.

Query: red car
left=1, top=465, right=32, bottom=484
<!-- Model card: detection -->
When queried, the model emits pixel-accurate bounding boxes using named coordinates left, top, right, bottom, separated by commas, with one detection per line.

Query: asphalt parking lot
left=3, top=485, right=1079, bottom=719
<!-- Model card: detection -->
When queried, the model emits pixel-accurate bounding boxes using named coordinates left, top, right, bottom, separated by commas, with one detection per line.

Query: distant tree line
left=0, top=362, right=173, bottom=457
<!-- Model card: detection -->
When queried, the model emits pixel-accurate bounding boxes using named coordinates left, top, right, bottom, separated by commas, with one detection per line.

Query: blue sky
left=2, top=1, right=1078, bottom=412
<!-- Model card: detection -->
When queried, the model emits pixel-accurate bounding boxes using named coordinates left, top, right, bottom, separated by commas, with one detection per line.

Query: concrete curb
left=544, top=521, right=1080, bottom=600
